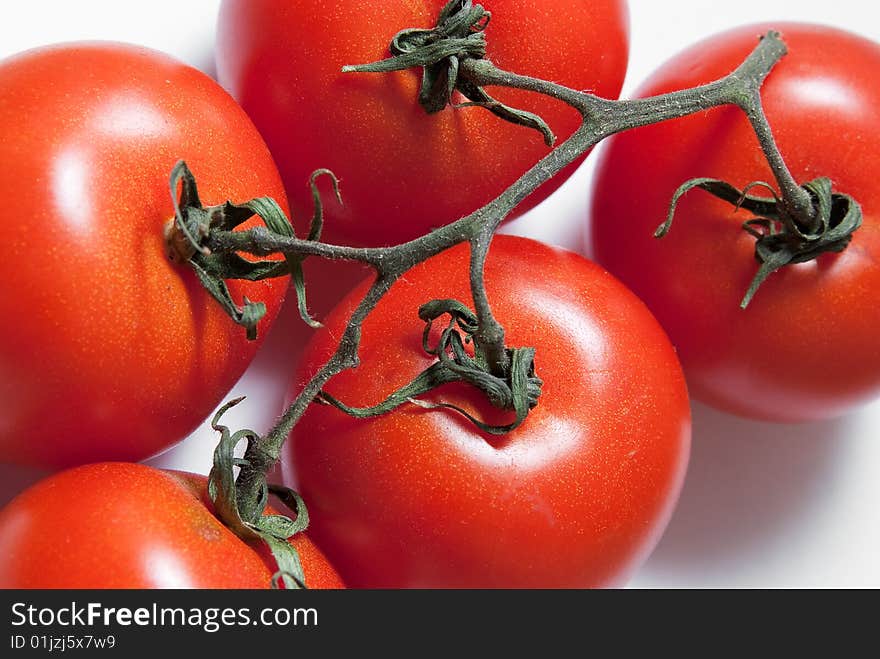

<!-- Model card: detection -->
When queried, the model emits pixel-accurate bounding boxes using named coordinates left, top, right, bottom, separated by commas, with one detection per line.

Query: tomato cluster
left=0, top=0, right=877, bottom=590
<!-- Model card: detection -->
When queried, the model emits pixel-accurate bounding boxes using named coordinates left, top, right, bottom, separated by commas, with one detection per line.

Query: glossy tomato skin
left=590, top=24, right=880, bottom=422
left=0, top=43, right=289, bottom=468
left=287, top=236, right=690, bottom=588
left=0, top=462, right=344, bottom=588
left=216, top=0, right=629, bottom=247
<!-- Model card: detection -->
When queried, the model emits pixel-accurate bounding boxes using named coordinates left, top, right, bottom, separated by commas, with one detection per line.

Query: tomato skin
left=0, top=462, right=344, bottom=589
left=216, top=0, right=629, bottom=247
left=287, top=236, right=690, bottom=588
left=0, top=42, right=289, bottom=468
left=589, top=24, right=880, bottom=422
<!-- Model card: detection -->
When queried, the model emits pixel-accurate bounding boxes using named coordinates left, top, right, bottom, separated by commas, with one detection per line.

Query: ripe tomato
left=0, top=42, right=289, bottom=468
left=286, top=236, right=690, bottom=588
left=216, top=0, right=629, bottom=247
left=589, top=24, right=880, bottom=422
left=0, top=462, right=344, bottom=588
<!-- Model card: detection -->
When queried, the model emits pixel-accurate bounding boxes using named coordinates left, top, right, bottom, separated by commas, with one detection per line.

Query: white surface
left=1, top=0, right=878, bottom=588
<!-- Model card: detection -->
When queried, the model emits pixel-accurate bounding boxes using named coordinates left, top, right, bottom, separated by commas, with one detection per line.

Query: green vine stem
left=739, top=95, right=821, bottom=233
left=206, top=30, right=795, bottom=523
left=170, top=2, right=860, bottom=544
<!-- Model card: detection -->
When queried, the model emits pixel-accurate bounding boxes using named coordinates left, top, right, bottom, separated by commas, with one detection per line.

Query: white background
left=1, top=0, right=878, bottom=588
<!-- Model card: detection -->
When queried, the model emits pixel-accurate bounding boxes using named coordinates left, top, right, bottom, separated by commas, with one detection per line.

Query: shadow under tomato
left=0, top=463, right=51, bottom=508
left=629, top=399, right=852, bottom=587
left=249, top=258, right=372, bottom=405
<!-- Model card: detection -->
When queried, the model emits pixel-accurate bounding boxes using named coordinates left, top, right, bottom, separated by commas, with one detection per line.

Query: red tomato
left=0, top=43, right=289, bottom=468
left=286, top=236, right=690, bottom=588
left=0, top=462, right=344, bottom=588
left=216, top=0, right=629, bottom=247
left=590, top=24, right=880, bottom=422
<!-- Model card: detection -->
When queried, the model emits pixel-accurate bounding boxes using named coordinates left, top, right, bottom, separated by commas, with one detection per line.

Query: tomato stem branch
left=740, top=97, right=819, bottom=232
left=220, top=29, right=793, bottom=513
left=234, top=275, right=398, bottom=520
left=469, top=229, right=508, bottom=375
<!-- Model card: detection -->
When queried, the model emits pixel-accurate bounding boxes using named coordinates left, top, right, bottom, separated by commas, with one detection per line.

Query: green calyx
left=167, top=161, right=341, bottom=338
left=207, top=398, right=310, bottom=589
left=342, top=0, right=555, bottom=146
left=317, top=298, right=542, bottom=435
left=656, top=176, right=862, bottom=308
